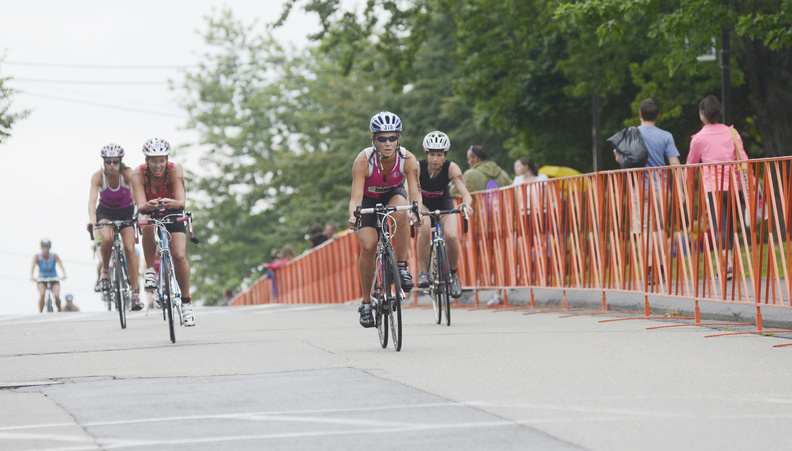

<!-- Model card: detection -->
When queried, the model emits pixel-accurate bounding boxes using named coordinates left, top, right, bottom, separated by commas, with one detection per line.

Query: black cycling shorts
left=96, top=204, right=136, bottom=229
left=359, top=185, right=408, bottom=230
left=422, top=195, right=454, bottom=213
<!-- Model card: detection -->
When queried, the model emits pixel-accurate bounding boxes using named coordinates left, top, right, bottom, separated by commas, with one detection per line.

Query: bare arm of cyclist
left=130, top=166, right=154, bottom=213
left=30, top=255, right=38, bottom=281
left=160, top=163, right=186, bottom=210
left=448, top=162, right=474, bottom=216
left=54, top=254, right=67, bottom=280
left=88, top=169, right=103, bottom=227
left=348, top=151, right=368, bottom=229
left=402, top=152, right=423, bottom=223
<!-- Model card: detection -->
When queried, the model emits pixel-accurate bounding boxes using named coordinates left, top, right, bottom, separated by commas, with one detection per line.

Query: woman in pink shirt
left=688, top=95, right=749, bottom=277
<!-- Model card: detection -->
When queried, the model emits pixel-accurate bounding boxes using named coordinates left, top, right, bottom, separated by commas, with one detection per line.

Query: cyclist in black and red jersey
left=415, top=131, right=473, bottom=298
left=130, top=138, right=195, bottom=327
left=348, top=111, right=423, bottom=327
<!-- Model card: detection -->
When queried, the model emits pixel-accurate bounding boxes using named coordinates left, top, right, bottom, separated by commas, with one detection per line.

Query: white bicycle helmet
left=142, top=138, right=171, bottom=157
left=422, top=131, right=450, bottom=153
left=100, top=143, right=125, bottom=158
left=369, top=111, right=402, bottom=132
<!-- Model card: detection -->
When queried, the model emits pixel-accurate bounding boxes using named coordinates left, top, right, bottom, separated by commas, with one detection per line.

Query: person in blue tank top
left=29, top=239, right=67, bottom=313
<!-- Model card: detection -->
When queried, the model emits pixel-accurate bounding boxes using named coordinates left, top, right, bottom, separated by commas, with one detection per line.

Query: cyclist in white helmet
left=348, top=111, right=423, bottom=328
left=415, top=131, right=473, bottom=298
left=87, top=143, right=143, bottom=311
left=130, top=138, right=195, bottom=326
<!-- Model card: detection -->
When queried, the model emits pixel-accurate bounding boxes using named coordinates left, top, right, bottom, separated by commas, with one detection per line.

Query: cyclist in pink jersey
left=87, top=144, right=143, bottom=311
left=130, top=137, right=195, bottom=326
left=348, top=111, right=422, bottom=328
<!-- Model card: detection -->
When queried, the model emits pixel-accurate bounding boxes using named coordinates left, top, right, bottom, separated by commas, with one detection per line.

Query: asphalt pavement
left=2, top=299, right=792, bottom=450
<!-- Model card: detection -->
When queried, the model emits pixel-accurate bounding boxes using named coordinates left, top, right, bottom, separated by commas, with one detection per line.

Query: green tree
left=0, top=71, right=30, bottom=145
left=555, top=0, right=792, bottom=157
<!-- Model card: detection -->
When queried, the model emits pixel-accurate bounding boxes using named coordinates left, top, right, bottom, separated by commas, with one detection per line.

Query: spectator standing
left=615, top=98, right=681, bottom=284
left=324, top=221, right=339, bottom=241
left=308, top=224, right=328, bottom=247
left=687, top=95, right=749, bottom=279
left=450, top=145, right=512, bottom=196
left=513, top=156, right=549, bottom=185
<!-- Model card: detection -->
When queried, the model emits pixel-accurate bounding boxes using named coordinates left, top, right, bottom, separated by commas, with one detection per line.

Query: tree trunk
left=737, top=38, right=792, bottom=157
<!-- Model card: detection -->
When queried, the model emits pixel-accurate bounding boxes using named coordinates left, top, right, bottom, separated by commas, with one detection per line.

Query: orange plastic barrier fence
left=234, top=157, right=792, bottom=329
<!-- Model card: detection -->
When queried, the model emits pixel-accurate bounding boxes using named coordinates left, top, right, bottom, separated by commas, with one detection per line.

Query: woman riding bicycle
left=130, top=137, right=195, bottom=326
left=88, top=144, right=143, bottom=311
left=29, top=239, right=67, bottom=313
left=415, top=131, right=474, bottom=298
left=348, top=111, right=422, bottom=328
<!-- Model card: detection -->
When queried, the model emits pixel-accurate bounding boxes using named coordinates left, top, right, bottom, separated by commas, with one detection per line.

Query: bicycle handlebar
left=419, top=203, right=470, bottom=233
left=88, top=219, right=139, bottom=241
left=137, top=211, right=200, bottom=244
left=354, top=201, right=420, bottom=232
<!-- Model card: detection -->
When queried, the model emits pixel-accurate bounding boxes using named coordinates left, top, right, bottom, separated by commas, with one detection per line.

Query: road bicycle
left=36, top=277, right=60, bottom=313
left=138, top=209, right=198, bottom=343
left=421, top=205, right=469, bottom=326
left=354, top=201, right=418, bottom=352
left=90, top=218, right=138, bottom=329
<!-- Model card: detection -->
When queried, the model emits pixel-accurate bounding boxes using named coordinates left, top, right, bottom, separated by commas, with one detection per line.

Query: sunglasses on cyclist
left=104, top=159, right=121, bottom=165
left=375, top=136, right=399, bottom=143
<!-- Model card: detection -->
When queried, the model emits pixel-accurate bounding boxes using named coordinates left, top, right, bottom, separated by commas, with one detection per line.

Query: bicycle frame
left=36, top=277, right=59, bottom=313
left=91, top=219, right=136, bottom=329
left=355, top=201, right=418, bottom=352
left=137, top=209, right=198, bottom=343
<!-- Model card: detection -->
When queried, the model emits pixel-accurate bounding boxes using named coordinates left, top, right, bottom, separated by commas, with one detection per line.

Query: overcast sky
left=0, top=1, right=340, bottom=314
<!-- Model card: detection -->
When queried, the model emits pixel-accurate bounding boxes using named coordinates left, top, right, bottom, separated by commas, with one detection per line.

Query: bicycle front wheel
left=374, top=254, right=388, bottom=349
left=431, top=244, right=442, bottom=325
left=436, top=242, right=451, bottom=326
left=162, top=256, right=176, bottom=343
left=385, top=246, right=403, bottom=352
left=114, top=251, right=127, bottom=330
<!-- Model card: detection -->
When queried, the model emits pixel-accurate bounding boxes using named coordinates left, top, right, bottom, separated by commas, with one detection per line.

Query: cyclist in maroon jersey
left=348, top=111, right=422, bottom=328
left=130, top=137, right=195, bottom=327
left=87, top=143, right=143, bottom=311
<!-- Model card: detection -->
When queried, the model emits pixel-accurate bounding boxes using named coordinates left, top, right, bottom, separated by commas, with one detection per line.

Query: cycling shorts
left=421, top=195, right=454, bottom=213
left=96, top=204, right=136, bottom=229
left=359, top=185, right=408, bottom=230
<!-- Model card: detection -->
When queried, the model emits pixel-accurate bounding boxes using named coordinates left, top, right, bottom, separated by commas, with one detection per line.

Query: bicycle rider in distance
left=130, top=137, right=195, bottom=327
left=29, top=239, right=67, bottom=313
left=415, top=131, right=474, bottom=298
left=87, top=143, right=143, bottom=311
left=348, top=111, right=423, bottom=328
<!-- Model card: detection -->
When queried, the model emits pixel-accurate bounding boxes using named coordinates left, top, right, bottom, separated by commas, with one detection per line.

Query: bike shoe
left=130, top=291, right=144, bottom=311
left=358, top=302, right=375, bottom=328
left=100, top=269, right=111, bottom=292
left=398, top=269, right=414, bottom=292
left=144, top=268, right=157, bottom=292
left=181, top=300, right=195, bottom=327
left=417, top=271, right=430, bottom=289
left=93, top=279, right=102, bottom=293
left=450, top=273, right=462, bottom=298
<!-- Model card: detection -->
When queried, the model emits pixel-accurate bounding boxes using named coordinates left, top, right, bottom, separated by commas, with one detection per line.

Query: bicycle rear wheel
left=374, top=254, right=388, bottom=349
left=385, top=246, right=403, bottom=351
left=162, top=257, right=176, bottom=343
left=114, top=251, right=127, bottom=329
left=46, top=292, right=54, bottom=313
left=436, top=242, right=452, bottom=326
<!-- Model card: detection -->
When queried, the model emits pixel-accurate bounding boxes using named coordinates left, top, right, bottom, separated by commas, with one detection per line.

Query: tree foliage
left=0, top=68, right=30, bottom=145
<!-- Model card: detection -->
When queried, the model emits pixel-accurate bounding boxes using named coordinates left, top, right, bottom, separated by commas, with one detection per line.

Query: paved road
left=2, top=301, right=792, bottom=450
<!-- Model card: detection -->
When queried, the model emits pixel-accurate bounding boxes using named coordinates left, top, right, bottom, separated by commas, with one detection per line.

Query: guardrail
left=232, top=157, right=792, bottom=331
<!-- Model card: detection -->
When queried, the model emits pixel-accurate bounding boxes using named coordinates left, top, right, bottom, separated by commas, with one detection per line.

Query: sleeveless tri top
left=362, top=147, right=406, bottom=199
left=38, top=253, right=58, bottom=278
left=139, top=162, right=176, bottom=201
left=419, top=159, right=451, bottom=199
left=99, top=167, right=133, bottom=209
